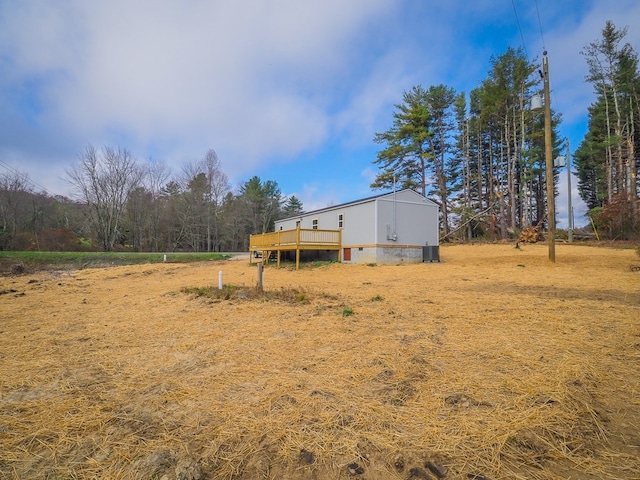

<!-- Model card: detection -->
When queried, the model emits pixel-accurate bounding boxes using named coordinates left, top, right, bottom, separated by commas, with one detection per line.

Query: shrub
left=342, top=307, right=354, bottom=317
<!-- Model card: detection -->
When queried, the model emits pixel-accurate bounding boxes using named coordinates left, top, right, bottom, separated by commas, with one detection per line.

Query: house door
left=343, top=248, right=351, bottom=261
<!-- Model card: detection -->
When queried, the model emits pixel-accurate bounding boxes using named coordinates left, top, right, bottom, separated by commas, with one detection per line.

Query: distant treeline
left=0, top=148, right=303, bottom=252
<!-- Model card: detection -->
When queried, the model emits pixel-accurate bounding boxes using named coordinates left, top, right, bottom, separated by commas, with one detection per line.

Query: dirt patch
left=1, top=244, right=639, bottom=479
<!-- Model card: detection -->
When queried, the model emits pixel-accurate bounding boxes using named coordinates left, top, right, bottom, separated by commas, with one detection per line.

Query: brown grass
left=1, top=244, right=639, bottom=480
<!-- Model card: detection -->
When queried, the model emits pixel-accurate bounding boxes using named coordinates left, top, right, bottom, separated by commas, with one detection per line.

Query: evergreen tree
left=578, top=20, right=640, bottom=238
left=239, top=176, right=283, bottom=234
left=425, top=84, right=457, bottom=235
left=282, top=195, right=304, bottom=217
left=371, top=86, right=431, bottom=195
left=371, top=84, right=458, bottom=235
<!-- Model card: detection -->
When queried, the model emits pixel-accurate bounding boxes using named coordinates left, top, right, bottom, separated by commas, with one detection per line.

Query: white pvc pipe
left=218, top=271, right=223, bottom=290
left=163, top=254, right=167, bottom=262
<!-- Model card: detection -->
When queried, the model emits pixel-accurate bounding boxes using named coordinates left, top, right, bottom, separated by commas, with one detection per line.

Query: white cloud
left=334, top=48, right=417, bottom=148
left=289, top=183, right=338, bottom=213
left=0, top=0, right=638, bottom=208
left=360, top=167, right=377, bottom=185
left=542, top=0, right=640, bottom=126
left=0, top=0, right=396, bottom=191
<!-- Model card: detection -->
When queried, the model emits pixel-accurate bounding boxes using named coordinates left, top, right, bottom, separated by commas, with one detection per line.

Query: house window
left=338, top=213, right=344, bottom=228
left=312, top=219, right=318, bottom=230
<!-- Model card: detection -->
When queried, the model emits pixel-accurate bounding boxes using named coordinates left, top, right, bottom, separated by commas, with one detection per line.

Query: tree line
left=371, top=21, right=639, bottom=240
left=1, top=21, right=638, bottom=252
left=575, top=21, right=639, bottom=239
left=0, top=147, right=303, bottom=252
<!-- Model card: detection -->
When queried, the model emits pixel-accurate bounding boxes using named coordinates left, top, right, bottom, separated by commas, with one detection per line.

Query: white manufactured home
left=249, top=189, right=440, bottom=268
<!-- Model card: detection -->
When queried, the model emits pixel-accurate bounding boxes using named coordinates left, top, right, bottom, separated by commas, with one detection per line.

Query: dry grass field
left=1, top=244, right=639, bottom=480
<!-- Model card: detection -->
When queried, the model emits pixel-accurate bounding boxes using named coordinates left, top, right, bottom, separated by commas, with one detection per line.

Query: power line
left=532, top=0, right=554, bottom=97
left=511, top=0, right=529, bottom=58
left=534, top=0, right=546, bottom=51
left=0, top=158, right=53, bottom=195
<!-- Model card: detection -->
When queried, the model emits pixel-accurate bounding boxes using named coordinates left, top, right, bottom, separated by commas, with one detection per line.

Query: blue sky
left=1, top=0, right=639, bottom=228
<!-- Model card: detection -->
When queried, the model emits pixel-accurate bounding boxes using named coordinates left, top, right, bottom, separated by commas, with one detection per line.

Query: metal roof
left=277, top=188, right=436, bottom=222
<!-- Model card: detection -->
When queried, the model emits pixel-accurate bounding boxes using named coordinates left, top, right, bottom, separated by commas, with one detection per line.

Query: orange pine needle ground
left=1, top=244, right=639, bottom=479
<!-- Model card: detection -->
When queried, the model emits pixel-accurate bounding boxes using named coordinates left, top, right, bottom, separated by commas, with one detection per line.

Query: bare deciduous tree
left=0, top=171, right=32, bottom=249
left=144, top=159, right=171, bottom=251
left=66, top=146, right=143, bottom=251
left=201, top=149, right=230, bottom=251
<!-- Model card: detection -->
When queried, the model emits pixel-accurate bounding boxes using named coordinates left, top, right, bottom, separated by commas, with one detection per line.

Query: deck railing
left=249, top=228, right=341, bottom=251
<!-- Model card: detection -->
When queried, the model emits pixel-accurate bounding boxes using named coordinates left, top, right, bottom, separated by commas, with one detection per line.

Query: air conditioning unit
left=422, top=246, right=440, bottom=263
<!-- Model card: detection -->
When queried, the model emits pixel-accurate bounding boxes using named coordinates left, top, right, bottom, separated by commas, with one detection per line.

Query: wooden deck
left=249, top=228, right=342, bottom=269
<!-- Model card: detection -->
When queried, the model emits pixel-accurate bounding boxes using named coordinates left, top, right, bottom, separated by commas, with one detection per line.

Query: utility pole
left=543, top=51, right=556, bottom=262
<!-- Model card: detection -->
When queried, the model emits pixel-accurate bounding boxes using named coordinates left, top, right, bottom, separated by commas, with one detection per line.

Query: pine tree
left=578, top=21, right=640, bottom=237
left=371, top=86, right=431, bottom=195
left=371, top=84, right=457, bottom=235
left=282, top=195, right=304, bottom=217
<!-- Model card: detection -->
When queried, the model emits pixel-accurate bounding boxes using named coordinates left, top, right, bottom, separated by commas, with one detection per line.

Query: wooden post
left=256, top=262, right=264, bottom=292
left=543, top=52, right=556, bottom=262
left=296, top=227, right=301, bottom=270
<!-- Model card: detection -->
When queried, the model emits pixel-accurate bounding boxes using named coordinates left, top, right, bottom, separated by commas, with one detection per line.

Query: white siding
left=339, top=201, right=375, bottom=245
left=273, top=189, right=440, bottom=264
left=375, top=190, right=439, bottom=247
